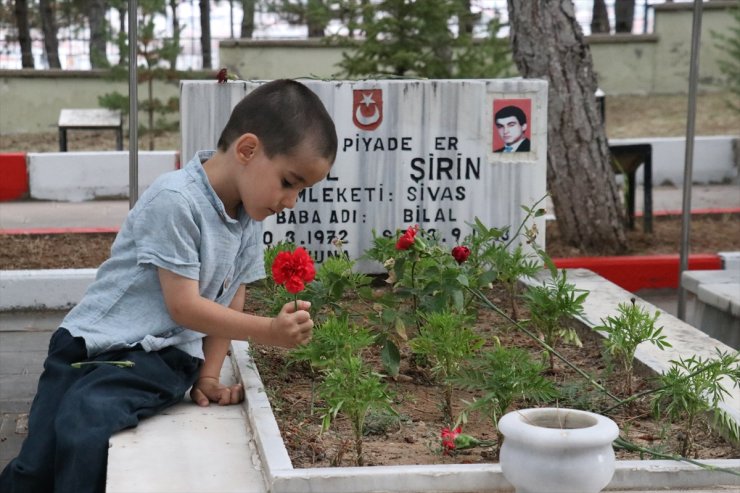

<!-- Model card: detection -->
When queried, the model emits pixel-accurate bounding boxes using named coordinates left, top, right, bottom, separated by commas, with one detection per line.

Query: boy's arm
left=158, top=268, right=313, bottom=347
left=190, top=285, right=246, bottom=407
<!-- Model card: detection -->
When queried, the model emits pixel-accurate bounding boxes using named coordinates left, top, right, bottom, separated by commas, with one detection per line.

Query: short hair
left=494, top=105, right=527, bottom=126
left=217, top=79, right=338, bottom=164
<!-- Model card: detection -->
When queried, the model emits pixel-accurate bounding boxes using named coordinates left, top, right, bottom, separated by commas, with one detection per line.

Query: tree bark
left=614, top=0, right=635, bottom=33
left=88, top=0, right=109, bottom=68
left=240, top=0, right=256, bottom=38
left=459, top=0, right=477, bottom=35
left=306, top=0, right=327, bottom=37
left=506, top=0, right=627, bottom=253
left=200, top=0, right=212, bottom=68
left=591, top=0, right=610, bottom=34
left=14, top=0, right=34, bottom=68
left=39, top=0, right=61, bottom=68
left=116, top=5, right=127, bottom=66
left=168, top=0, right=181, bottom=68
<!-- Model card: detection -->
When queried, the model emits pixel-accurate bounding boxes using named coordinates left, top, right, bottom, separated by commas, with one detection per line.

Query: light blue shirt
left=62, top=151, right=265, bottom=359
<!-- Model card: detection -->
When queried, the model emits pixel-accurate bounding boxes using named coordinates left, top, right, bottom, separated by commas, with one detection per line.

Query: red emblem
left=352, top=89, right=383, bottom=131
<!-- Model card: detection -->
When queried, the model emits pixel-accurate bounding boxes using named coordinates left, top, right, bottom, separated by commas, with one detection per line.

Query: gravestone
left=181, top=79, right=547, bottom=270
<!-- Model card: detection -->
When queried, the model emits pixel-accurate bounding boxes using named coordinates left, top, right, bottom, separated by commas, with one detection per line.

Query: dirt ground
left=1, top=213, right=738, bottom=270
left=1, top=92, right=738, bottom=153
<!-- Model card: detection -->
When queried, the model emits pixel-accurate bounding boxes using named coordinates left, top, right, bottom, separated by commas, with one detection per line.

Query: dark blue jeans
left=0, top=328, right=201, bottom=493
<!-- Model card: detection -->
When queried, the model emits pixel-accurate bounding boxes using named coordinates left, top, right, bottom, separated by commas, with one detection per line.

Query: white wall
left=610, top=136, right=738, bottom=186
left=28, top=151, right=179, bottom=201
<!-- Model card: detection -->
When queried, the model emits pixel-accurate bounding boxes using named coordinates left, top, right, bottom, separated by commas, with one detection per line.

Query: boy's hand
left=271, top=300, right=313, bottom=348
left=190, top=376, right=244, bottom=407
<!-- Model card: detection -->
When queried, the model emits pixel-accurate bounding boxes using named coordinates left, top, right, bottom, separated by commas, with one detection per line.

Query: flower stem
left=504, top=194, right=548, bottom=250
left=70, top=360, right=135, bottom=369
left=613, top=436, right=740, bottom=477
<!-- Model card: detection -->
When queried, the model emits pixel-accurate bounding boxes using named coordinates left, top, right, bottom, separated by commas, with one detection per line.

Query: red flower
left=440, top=426, right=462, bottom=455
left=216, top=68, right=228, bottom=84
left=451, top=245, right=471, bottom=264
left=395, top=226, right=418, bottom=250
left=271, top=248, right=315, bottom=294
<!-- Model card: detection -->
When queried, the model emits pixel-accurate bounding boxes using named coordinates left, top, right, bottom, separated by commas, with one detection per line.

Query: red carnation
left=271, top=248, right=315, bottom=294
left=395, top=226, right=418, bottom=251
left=440, top=426, right=462, bottom=455
left=451, top=245, right=471, bottom=264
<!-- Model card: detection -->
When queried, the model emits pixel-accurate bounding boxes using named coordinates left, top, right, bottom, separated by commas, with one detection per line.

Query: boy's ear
left=234, top=133, right=260, bottom=164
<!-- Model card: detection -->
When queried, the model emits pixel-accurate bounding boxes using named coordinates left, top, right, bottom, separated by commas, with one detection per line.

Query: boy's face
left=496, top=116, right=527, bottom=145
left=240, top=144, right=332, bottom=221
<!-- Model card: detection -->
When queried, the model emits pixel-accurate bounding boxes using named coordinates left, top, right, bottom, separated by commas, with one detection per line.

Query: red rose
left=395, top=226, right=417, bottom=250
left=271, top=247, right=315, bottom=294
left=451, top=245, right=471, bottom=264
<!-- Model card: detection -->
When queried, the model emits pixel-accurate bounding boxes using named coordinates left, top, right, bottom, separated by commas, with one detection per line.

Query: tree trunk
left=88, top=0, right=110, bottom=68
left=306, top=0, right=326, bottom=37
left=116, top=6, right=127, bottom=66
left=39, top=0, right=61, bottom=68
left=14, top=0, right=34, bottom=68
left=506, top=0, right=627, bottom=253
left=168, top=0, right=181, bottom=68
left=459, top=0, right=476, bottom=35
left=591, top=0, right=610, bottom=34
left=240, top=0, right=255, bottom=38
left=200, top=0, right=212, bottom=68
left=614, top=0, right=635, bottom=33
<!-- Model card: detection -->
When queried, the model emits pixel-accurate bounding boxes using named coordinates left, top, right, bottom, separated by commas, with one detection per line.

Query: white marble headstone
left=181, top=79, right=548, bottom=271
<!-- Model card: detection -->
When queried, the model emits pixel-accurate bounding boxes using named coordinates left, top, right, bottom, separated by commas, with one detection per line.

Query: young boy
left=0, top=79, right=338, bottom=493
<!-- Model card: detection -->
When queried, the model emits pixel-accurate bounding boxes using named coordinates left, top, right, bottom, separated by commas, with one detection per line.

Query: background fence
left=0, top=0, right=663, bottom=70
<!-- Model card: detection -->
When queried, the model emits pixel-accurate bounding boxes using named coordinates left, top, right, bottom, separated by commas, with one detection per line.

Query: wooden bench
left=58, top=109, right=123, bottom=152
left=609, top=142, right=653, bottom=233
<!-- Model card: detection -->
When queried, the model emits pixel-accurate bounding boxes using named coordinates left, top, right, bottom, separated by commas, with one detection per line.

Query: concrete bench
left=682, top=268, right=740, bottom=349
left=106, top=344, right=267, bottom=493
left=58, top=109, right=123, bottom=152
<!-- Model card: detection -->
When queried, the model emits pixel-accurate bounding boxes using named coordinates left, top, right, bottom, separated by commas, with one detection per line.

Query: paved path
left=0, top=311, right=64, bottom=470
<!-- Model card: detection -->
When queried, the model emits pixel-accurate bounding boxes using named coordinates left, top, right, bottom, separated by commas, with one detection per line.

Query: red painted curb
left=0, top=227, right=119, bottom=235
left=0, top=153, right=29, bottom=201
left=636, top=207, right=740, bottom=217
left=553, top=254, right=723, bottom=292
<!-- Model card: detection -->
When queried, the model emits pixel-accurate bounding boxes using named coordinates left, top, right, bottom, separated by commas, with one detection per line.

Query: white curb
left=0, top=268, right=96, bottom=310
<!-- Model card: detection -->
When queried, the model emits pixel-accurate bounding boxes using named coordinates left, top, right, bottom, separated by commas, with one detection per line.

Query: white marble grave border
left=231, top=269, right=740, bottom=492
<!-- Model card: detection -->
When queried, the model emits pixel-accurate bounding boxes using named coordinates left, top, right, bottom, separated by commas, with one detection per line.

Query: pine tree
left=338, top=0, right=512, bottom=79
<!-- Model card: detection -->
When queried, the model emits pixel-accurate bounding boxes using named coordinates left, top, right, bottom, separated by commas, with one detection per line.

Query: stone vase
left=498, top=407, right=619, bottom=493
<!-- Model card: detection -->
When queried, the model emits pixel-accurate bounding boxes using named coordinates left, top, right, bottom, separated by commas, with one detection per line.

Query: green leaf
left=381, top=340, right=401, bottom=377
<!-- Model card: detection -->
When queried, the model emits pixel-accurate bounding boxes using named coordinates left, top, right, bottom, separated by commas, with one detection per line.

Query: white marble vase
left=498, top=407, right=619, bottom=493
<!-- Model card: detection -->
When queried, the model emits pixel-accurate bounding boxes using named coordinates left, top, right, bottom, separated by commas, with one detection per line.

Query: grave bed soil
left=244, top=283, right=738, bottom=469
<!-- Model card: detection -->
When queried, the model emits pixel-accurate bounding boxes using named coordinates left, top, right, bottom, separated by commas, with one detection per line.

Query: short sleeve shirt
left=62, top=151, right=265, bottom=359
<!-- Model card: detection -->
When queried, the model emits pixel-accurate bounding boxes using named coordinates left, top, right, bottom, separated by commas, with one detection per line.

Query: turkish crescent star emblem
left=352, top=89, right=383, bottom=131
left=355, top=104, right=380, bottom=126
